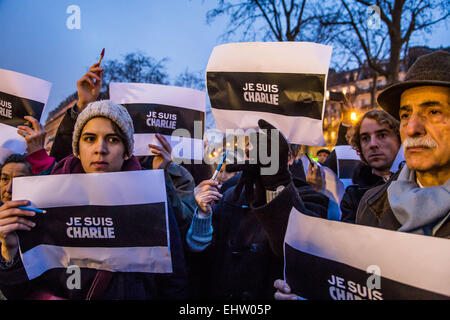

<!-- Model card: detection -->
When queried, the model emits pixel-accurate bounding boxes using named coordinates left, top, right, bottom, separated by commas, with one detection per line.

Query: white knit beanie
left=72, top=100, right=135, bottom=157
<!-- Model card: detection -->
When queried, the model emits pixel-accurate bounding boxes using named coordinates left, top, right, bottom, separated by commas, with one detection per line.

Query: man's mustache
left=403, top=136, right=438, bottom=149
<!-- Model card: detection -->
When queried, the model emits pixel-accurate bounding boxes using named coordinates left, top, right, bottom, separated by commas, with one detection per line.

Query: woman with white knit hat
left=0, top=100, right=188, bottom=300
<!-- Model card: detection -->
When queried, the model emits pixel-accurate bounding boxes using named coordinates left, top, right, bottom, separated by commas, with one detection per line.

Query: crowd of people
left=0, top=50, right=448, bottom=300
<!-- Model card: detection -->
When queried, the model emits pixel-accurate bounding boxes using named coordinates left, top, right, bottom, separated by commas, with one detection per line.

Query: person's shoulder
left=359, top=183, right=386, bottom=203
left=221, top=185, right=246, bottom=207
left=168, top=162, right=194, bottom=180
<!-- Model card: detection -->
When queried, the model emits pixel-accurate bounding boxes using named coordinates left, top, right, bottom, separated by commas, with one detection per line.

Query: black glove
left=226, top=119, right=292, bottom=204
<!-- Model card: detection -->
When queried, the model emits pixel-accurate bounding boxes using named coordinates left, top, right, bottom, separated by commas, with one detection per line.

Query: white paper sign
left=13, top=170, right=172, bottom=280
left=284, top=207, right=450, bottom=300
left=110, top=82, right=206, bottom=160
left=0, top=68, right=51, bottom=155
left=206, top=42, right=332, bottom=146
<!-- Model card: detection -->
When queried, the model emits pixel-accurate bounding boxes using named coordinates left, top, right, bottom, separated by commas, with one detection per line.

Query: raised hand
left=149, top=134, right=173, bottom=170
left=306, top=163, right=324, bottom=192
left=76, top=62, right=104, bottom=111
left=17, top=116, right=46, bottom=154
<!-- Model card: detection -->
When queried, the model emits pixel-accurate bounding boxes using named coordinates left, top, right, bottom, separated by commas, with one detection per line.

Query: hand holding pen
left=211, top=150, right=228, bottom=181
left=0, top=200, right=38, bottom=262
left=76, top=48, right=105, bottom=111
left=305, top=153, right=324, bottom=192
left=194, top=151, right=228, bottom=217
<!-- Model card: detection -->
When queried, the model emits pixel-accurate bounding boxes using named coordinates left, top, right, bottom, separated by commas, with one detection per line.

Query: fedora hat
left=377, top=50, right=450, bottom=120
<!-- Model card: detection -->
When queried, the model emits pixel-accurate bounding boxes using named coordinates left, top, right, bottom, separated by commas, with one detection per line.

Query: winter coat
left=138, top=156, right=197, bottom=241
left=340, top=163, right=385, bottom=223
left=355, top=175, right=450, bottom=239
left=187, top=177, right=329, bottom=300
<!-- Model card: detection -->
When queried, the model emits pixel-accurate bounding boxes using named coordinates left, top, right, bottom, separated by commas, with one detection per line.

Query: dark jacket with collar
left=188, top=177, right=329, bottom=300
left=340, top=163, right=385, bottom=223
left=355, top=173, right=450, bottom=239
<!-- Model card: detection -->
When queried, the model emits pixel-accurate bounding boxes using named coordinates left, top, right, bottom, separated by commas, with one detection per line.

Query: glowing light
left=342, top=89, right=347, bottom=95
left=351, top=112, right=358, bottom=122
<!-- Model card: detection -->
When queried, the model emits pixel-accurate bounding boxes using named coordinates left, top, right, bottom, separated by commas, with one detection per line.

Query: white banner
left=0, top=68, right=51, bottom=125
left=284, top=207, right=450, bottom=300
left=206, top=42, right=332, bottom=146
left=12, top=170, right=171, bottom=280
left=110, top=82, right=206, bottom=160
left=0, top=123, right=26, bottom=160
left=0, top=68, right=51, bottom=156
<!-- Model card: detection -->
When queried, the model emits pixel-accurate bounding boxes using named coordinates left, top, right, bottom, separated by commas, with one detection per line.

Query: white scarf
left=387, top=166, right=450, bottom=235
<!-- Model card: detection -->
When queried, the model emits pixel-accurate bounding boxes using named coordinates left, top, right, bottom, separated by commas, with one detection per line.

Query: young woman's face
left=78, top=117, right=128, bottom=173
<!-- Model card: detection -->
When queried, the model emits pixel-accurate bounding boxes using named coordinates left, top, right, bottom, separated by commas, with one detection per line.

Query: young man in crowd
left=340, top=109, right=401, bottom=223
left=306, top=109, right=402, bottom=222
left=316, top=149, right=330, bottom=165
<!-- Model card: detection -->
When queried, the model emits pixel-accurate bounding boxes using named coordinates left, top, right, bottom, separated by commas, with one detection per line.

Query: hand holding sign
left=76, top=62, right=104, bottom=111
left=273, top=279, right=299, bottom=300
left=0, top=200, right=36, bottom=262
left=149, top=133, right=173, bottom=170
left=306, top=162, right=324, bottom=193
left=17, top=116, right=46, bottom=154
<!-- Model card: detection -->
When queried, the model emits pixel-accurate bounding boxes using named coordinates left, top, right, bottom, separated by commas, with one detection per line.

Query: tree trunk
left=387, top=39, right=401, bottom=84
left=371, top=71, right=378, bottom=108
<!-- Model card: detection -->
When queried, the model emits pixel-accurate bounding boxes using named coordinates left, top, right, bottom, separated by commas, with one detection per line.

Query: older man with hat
left=355, top=50, right=450, bottom=237
left=251, top=51, right=449, bottom=300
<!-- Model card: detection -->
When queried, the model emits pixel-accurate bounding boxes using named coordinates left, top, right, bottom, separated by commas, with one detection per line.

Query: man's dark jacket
left=356, top=176, right=450, bottom=238
left=340, top=163, right=385, bottom=223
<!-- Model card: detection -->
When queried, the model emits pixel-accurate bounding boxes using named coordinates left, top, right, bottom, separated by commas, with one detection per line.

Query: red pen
left=98, top=48, right=105, bottom=65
